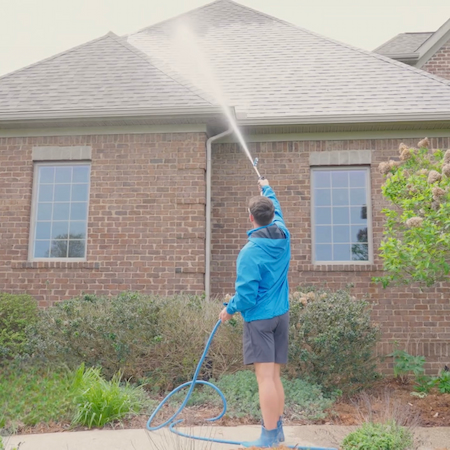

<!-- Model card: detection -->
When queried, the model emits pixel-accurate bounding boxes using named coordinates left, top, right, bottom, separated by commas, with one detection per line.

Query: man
left=219, top=178, right=291, bottom=448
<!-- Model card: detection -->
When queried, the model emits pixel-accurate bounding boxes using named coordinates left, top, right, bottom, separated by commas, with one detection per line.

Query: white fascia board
left=416, top=19, right=450, bottom=68
left=0, top=106, right=228, bottom=122
left=238, top=112, right=450, bottom=126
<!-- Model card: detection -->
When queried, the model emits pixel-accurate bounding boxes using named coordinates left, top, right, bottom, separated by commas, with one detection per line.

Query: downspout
left=205, top=125, right=233, bottom=301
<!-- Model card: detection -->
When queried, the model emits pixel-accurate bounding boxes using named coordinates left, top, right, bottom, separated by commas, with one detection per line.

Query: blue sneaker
left=241, top=426, right=280, bottom=448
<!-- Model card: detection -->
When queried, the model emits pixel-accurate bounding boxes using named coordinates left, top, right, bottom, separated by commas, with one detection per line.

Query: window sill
left=298, top=263, right=378, bottom=272
left=11, top=261, right=100, bottom=270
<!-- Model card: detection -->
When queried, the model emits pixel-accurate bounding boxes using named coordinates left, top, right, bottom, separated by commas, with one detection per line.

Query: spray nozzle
left=253, top=157, right=259, bottom=167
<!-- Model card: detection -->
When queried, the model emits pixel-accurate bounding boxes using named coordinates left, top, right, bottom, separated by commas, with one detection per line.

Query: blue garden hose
left=146, top=320, right=337, bottom=450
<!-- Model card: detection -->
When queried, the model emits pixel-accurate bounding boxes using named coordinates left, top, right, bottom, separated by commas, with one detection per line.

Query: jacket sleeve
left=261, top=185, right=285, bottom=225
left=226, top=246, right=261, bottom=315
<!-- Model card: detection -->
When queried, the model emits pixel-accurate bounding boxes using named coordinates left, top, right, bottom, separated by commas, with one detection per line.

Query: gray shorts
left=243, top=312, right=289, bottom=365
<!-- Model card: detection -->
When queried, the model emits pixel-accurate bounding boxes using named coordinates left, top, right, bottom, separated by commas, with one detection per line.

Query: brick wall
left=211, top=138, right=450, bottom=373
left=0, top=132, right=207, bottom=307
left=422, top=37, right=450, bottom=80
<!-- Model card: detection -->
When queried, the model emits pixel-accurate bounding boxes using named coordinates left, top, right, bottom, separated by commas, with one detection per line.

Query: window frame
left=311, top=166, right=373, bottom=265
left=28, top=161, right=91, bottom=262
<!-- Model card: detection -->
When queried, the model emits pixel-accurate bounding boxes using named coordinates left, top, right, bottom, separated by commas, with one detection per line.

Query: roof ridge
left=125, top=0, right=223, bottom=36
left=116, top=33, right=215, bottom=105
left=0, top=33, right=113, bottom=82
left=223, top=1, right=450, bottom=89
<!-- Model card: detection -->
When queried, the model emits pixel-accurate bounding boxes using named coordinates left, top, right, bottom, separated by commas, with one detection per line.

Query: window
left=311, top=167, right=372, bottom=263
left=30, top=163, right=91, bottom=260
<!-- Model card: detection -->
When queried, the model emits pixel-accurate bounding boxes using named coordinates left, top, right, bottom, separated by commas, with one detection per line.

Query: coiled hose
left=146, top=320, right=337, bottom=450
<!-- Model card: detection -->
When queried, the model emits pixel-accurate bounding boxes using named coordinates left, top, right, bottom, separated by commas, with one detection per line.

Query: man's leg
left=274, top=363, right=285, bottom=418
left=254, top=362, right=279, bottom=430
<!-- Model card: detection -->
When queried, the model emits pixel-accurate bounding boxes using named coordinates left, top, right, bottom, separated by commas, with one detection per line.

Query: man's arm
left=259, top=179, right=285, bottom=225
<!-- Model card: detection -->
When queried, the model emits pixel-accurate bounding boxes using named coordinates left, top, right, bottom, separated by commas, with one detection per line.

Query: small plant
left=414, top=374, right=437, bottom=394
left=341, top=421, right=414, bottom=450
left=70, top=363, right=144, bottom=428
left=0, top=292, right=38, bottom=361
left=436, top=370, right=450, bottom=394
left=389, top=348, right=425, bottom=384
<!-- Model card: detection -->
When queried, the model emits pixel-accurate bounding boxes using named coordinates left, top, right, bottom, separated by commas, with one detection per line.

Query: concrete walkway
left=3, top=425, right=450, bottom=450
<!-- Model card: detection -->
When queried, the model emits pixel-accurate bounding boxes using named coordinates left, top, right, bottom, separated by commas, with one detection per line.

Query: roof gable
left=127, top=0, right=450, bottom=122
left=375, top=18, right=450, bottom=69
left=0, top=32, right=213, bottom=118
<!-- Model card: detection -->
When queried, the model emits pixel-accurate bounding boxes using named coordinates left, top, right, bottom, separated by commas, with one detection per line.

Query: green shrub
left=71, top=363, right=144, bottom=428
left=27, top=293, right=243, bottom=385
left=341, top=421, right=414, bottom=450
left=174, top=370, right=336, bottom=421
left=390, top=347, right=425, bottom=384
left=0, top=292, right=38, bottom=361
left=288, top=288, right=380, bottom=394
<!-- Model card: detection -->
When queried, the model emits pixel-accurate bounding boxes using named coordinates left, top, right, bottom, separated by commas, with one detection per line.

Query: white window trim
left=29, top=161, right=91, bottom=262
left=311, top=166, right=373, bottom=265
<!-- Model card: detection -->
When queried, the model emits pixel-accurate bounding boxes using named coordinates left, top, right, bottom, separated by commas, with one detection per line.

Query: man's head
left=248, top=196, right=275, bottom=227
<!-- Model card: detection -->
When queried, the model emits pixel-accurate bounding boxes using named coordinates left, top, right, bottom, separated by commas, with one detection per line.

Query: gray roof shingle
left=374, top=33, right=433, bottom=55
left=128, top=0, right=450, bottom=121
left=0, top=32, right=213, bottom=115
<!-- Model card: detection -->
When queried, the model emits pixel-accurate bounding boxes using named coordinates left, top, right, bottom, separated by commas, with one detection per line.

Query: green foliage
left=375, top=143, right=450, bottom=287
left=414, top=374, right=437, bottom=394
left=27, top=293, right=243, bottom=387
left=389, top=348, right=425, bottom=383
left=70, top=363, right=144, bottom=428
left=436, top=370, right=450, bottom=394
left=0, top=363, right=74, bottom=433
left=288, top=288, right=380, bottom=394
left=0, top=293, right=38, bottom=360
left=173, top=370, right=336, bottom=421
left=341, top=421, right=414, bottom=450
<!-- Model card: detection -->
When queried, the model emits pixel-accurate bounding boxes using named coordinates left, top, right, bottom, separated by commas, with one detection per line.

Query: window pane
left=38, top=184, right=53, bottom=202
left=53, top=203, right=70, bottom=220
left=350, top=188, right=366, bottom=206
left=37, top=203, right=52, bottom=220
left=35, top=222, right=51, bottom=240
left=352, top=243, right=369, bottom=261
left=351, top=206, right=367, bottom=224
left=351, top=226, right=368, bottom=243
left=315, top=226, right=331, bottom=244
left=332, top=188, right=349, bottom=206
left=314, top=188, right=331, bottom=206
left=333, top=225, right=350, bottom=243
left=314, top=171, right=331, bottom=188
left=333, top=207, right=349, bottom=224
left=55, top=167, right=72, bottom=183
left=315, top=244, right=332, bottom=261
left=54, top=184, right=71, bottom=202
left=34, top=240, right=50, bottom=258
left=52, top=221, right=69, bottom=239
left=331, top=171, right=348, bottom=188
left=39, top=167, right=54, bottom=183
left=71, top=202, right=88, bottom=221
left=68, top=240, right=85, bottom=258
left=73, top=166, right=90, bottom=183
left=50, top=240, right=68, bottom=258
left=349, top=171, right=366, bottom=187
left=72, top=184, right=89, bottom=202
left=70, top=221, right=87, bottom=238
left=315, top=207, right=331, bottom=225
left=333, top=244, right=351, bottom=261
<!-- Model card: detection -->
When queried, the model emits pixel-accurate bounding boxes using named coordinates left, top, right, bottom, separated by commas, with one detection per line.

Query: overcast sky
left=1, top=0, right=449, bottom=78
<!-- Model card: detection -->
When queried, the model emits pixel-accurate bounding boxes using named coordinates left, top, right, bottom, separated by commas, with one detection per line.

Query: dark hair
left=248, top=196, right=275, bottom=226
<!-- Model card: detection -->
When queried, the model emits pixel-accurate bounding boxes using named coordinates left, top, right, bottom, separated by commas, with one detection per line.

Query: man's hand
left=258, top=178, right=269, bottom=187
left=219, top=307, right=233, bottom=323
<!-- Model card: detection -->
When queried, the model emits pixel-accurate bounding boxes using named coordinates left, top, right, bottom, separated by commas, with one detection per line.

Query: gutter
left=0, top=106, right=226, bottom=122
left=205, top=125, right=233, bottom=301
left=237, top=112, right=450, bottom=126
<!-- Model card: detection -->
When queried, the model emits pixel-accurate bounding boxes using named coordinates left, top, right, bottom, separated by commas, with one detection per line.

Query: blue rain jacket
left=226, top=185, right=290, bottom=322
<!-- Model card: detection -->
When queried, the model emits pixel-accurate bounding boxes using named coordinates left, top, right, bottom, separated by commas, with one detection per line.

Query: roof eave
left=239, top=112, right=450, bottom=126
left=378, top=53, right=419, bottom=64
